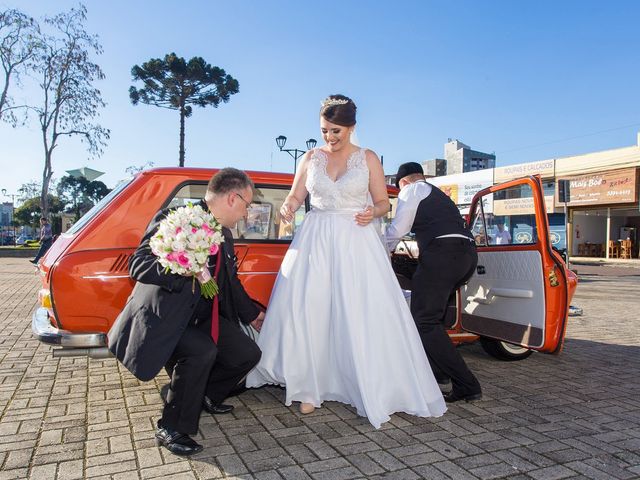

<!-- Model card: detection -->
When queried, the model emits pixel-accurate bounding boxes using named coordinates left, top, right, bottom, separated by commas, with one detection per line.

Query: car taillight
left=38, top=289, right=52, bottom=309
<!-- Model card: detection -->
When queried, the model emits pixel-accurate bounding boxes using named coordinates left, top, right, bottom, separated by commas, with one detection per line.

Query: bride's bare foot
left=299, top=402, right=315, bottom=414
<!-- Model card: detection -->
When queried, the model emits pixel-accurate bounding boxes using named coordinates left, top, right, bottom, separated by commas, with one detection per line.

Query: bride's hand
left=354, top=206, right=374, bottom=226
left=280, top=202, right=295, bottom=224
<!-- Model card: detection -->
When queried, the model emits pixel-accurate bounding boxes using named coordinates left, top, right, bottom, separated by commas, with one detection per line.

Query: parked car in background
left=0, top=232, right=15, bottom=246
left=32, top=168, right=577, bottom=362
left=16, top=235, right=35, bottom=245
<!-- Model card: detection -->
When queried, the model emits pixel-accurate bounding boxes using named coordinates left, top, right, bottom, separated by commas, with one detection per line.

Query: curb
left=0, top=249, right=36, bottom=258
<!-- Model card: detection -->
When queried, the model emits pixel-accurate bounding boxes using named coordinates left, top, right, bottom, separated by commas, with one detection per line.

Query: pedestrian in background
left=31, top=217, right=53, bottom=264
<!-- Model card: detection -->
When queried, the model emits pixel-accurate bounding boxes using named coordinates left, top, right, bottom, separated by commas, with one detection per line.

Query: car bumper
left=32, top=307, right=111, bottom=358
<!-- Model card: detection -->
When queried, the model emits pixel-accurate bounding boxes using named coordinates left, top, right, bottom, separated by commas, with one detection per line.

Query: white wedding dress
left=246, top=148, right=446, bottom=428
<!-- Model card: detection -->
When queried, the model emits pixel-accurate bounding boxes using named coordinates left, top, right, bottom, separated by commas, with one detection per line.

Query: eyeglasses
left=235, top=192, right=252, bottom=209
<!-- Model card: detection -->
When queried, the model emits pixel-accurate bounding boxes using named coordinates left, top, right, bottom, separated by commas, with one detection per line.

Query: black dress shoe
left=155, top=426, right=203, bottom=456
left=443, top=391, right=482, bottom=403
left=202, top=396, right=234, bottom=414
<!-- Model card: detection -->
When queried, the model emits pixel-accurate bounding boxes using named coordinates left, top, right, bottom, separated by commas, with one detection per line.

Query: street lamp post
left=1, top=189, right=17, bottom=246
left=275, top=135, right=317, bottom=174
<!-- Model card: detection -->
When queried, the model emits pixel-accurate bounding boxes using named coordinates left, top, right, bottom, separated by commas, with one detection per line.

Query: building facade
left=0, top=202, right=12, bottom=227
left=421, top=133, right=640, bottom=259
left=444, top=139, right=496, bottom=175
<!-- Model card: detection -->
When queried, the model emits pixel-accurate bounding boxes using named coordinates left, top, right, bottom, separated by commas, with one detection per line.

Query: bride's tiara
left=321, top=98, right=349, bottom=108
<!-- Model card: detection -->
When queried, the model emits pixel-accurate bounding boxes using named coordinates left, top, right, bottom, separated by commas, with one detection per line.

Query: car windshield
left=65, top=177, right=134, bottom=235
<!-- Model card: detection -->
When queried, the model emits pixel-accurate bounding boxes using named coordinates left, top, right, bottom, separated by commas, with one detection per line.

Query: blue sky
left=1, top=0, right=639, bottom=196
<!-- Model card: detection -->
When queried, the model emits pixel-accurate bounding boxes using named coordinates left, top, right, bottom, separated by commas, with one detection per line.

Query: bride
left=246, top=94, right=446, bottom=428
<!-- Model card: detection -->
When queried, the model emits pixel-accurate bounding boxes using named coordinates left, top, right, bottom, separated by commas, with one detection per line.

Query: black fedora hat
left=394, top=162, right=424, bottom=188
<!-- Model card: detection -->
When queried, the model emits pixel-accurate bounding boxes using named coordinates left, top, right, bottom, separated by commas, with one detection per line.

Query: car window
left=66, top=177, right=134, bottom=235
left=236, top=187, right=304, bottom=241
left=166, top=183, right=207, bottom=208
left=470, top=183, right=538, bottom=247
left=167, top=183, right=302, bottom=241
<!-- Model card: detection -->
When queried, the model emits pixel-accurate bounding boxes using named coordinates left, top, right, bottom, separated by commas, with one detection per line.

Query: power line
left=497, top=122, right=640, bottom=155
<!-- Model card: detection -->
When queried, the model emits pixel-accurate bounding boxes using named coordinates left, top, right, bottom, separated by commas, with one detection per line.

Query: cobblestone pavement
left=1, top=258, right=639, bottom=480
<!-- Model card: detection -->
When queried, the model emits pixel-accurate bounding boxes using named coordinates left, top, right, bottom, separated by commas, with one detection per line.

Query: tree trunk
left=178, top=106, right=186, bottom=167
left=0, top=69, right=12, bottom=119
left=40, top=122, right=54, bottom=219
left=40, top=149, right=53, bottom=219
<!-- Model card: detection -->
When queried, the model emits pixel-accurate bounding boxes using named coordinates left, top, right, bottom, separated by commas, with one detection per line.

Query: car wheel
left=479, top=337, right=533, bottom=361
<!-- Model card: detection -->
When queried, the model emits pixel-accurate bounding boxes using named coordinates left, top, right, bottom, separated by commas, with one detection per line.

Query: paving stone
left=215, top=453, right=250, bottom=476
left=85, top=460, right=139, bottom=478
left=284, top=444, right=318, bottom=464
left=304, top=440, right=340, bottom=460
left=0, top=468, right=29, bottom=480
left=432, top=460, right=480, bottom=480
left=241, top=447, right=296, bottom=473
left=309, top=466, right=363, bottom=480
left=368, top=469, right=421, bottom=480
left=254, top=471, right=284, bottom=480
left=366, top=450, right=406, bottom=471
left=189, top=458, right=225, bottom=479
left=470, top=462, right=522, bottom=480
left=56, top=459, right=84, bottom=480
left=278, top=465, right=313, bottom=480
left=408, top=464, right=452, bottom=480
left=528, top=465, right=579, bottom=480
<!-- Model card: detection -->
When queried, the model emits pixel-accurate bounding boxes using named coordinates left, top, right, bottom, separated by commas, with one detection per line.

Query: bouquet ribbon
left=210, top=251, right=222, bottom=342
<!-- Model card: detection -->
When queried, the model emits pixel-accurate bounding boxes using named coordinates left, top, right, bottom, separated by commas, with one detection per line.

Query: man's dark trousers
left=410, top=237, right=481, bottom=396
left=161, top=315, right=261, bottom=434
left=33, top=237, right=53, bottom=263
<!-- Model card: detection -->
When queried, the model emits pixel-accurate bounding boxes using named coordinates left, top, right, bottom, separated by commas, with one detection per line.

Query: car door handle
left=477, top=265, right=486, bottom=275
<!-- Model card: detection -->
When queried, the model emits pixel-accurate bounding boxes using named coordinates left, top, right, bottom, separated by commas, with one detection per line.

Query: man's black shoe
left=443, top=391, right=482, bottom=403
left=155, top=426, right=203, bottom=456
left=29, top=259, right=37, bottom=264
left=202, top=396, right=234, bottom=414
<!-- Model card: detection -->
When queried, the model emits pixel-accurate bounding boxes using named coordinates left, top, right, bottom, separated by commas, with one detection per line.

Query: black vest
left=412, top=183, right=473, bottom=251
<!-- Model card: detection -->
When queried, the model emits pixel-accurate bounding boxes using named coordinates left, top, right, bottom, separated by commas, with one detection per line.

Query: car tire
left=479, top=337, right=533, bottom=361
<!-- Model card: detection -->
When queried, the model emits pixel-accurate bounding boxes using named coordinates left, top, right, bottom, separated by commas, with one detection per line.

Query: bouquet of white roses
left=149, top=203, right=224, bottom=299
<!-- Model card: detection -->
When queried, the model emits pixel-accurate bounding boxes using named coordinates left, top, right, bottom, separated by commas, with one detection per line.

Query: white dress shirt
left=385, top=182, right=432, bottom=251
left=385, top=181, right=471, bottom=251
left=494, top=229, right=512, bottom=245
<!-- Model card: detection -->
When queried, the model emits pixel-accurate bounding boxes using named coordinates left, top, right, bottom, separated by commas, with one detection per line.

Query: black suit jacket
left=107, top=207, right=260, bottom=381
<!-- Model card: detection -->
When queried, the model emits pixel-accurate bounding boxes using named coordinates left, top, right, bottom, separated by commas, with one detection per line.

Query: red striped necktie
left=210, top=251, right=222, bottom=343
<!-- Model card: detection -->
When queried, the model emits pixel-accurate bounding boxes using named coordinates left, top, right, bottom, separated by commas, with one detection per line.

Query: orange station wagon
left=32, top=168, right=577, bottom=362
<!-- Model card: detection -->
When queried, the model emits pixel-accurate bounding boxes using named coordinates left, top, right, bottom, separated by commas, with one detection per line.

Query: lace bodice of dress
left=305, top=148, right=370, bottom=210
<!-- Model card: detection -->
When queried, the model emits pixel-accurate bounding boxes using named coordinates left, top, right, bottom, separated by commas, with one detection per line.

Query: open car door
left=461, top=175, right=570, bottom=354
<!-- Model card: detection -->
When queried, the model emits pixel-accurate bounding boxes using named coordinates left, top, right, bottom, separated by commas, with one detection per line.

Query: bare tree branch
left=0, top=8, right=41, bottom=125
left=28, top=5, right=109, bottom=217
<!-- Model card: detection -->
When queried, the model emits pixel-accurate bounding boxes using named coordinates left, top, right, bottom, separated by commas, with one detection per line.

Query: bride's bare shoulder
left=363, top=148, right=381, bottom=164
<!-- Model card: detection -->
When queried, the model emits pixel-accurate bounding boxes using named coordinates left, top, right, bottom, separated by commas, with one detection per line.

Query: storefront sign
left=432, top=181, right=493, bottom=205
left=459, top=182, right=490, bottom=204
left=493, top=195, right=555, bottom=215
left=436, top=184, right=458, bottom=204
left=558, top=168, right=637, bottom=206
left=494, top=159, right=555, bottom=183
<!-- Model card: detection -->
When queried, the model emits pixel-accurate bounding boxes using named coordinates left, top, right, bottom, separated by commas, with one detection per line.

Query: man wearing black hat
left=386, top=162, right=482, bottom=403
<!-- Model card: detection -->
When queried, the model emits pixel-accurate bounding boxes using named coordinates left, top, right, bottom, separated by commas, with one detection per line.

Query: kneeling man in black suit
left=108, top=168, right=264, bottom=456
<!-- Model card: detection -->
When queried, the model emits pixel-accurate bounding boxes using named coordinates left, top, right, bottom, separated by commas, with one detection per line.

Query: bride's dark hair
left=320, top=94, right=357, bottom=127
